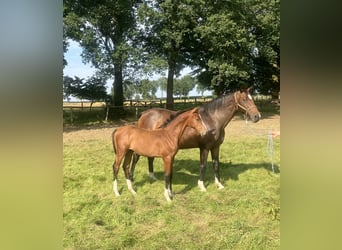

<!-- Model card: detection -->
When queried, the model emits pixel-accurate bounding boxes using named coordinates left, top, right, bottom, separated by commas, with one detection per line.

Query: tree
left=134, top=79, right=158, bottom=100
left=156, top=77, right=167, bottom=98
left=188, top=0, right=279, bottom=96
left=123, top=80, right=136, bottom=100
left=63, top=75, right=76, bottom=101
left=137, top=0, right=201, bottom=109
left=64, top=0, right=139, bottom=107
left=63, top=75, right=108, bottom=110
left=248, top=0, right=280, bottom=98
left=190, top=1, right=256, bottom=94
left=174, top=75, right=196, bottom=97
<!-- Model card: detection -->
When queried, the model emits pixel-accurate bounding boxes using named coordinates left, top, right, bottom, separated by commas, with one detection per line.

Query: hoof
left=149, top=172, right=158, bottom=181
left=198, top=180, right=207, bottom=192
left=164, top=188, right=173, bottom=202
left=113, top=180, right=120, bottom=196
left=215, top=177, right=224, bottom=189
left=126, top=179, right=137, bottom=195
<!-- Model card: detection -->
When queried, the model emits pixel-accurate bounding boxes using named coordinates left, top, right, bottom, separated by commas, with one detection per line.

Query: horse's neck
left=206, top=94, right=237, bottom=129
left=164, top=113, right=188, bottom=143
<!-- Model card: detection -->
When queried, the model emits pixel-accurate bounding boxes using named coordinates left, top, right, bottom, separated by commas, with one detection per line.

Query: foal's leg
left=123, top=150, right=136, bottom=195
left=163, top=156, right=174, bottom=202
left=211, top=147, right=224, bottom=189
left=113, top=152, right=124, bottom=196
left=198, top=148, right=209, bottom=192
left=129, top=153, right=139, bottom=182
left=130, top=154, right=157, bottom=181
left=148, top=157, right=157, bottom=181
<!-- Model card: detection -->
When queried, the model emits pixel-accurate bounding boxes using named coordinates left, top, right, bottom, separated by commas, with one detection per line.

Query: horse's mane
left=200, top=92, right=235, bottom=113
left=158, top=108, right=193, bottom=128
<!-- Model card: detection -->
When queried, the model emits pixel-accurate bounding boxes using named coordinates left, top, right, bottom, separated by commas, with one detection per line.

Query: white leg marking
left=164, top=188, right=172, bottom=202
left=215, top=177, right=224, bottom=189
left=126, top=179, right=137, bottom=195
left=149, top=172, right=158, bottom=181
left=198, top=180, right=207, bottom=192
left=113, top=180, right=120, bottom=196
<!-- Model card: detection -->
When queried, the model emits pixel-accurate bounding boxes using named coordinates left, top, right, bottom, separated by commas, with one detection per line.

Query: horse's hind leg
left=113, top=152, right=124, bottom=196
left=211, top=147, right=224, bottom=189
left=130, top=152, right=140, bottom=182
left=123, top=150, right=136, bottom=195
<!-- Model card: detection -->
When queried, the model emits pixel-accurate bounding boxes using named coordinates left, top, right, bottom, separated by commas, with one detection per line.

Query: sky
left=63, top=40, right=212, bottom=100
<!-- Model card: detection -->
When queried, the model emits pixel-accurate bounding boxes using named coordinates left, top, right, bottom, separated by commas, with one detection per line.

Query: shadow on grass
left=131, top=159, right=280, bottom=194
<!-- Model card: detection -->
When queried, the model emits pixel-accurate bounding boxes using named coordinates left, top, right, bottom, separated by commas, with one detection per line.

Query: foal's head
left=185, top=108, right=208, bottom=136
left=234, top=87, right=261, bottom=122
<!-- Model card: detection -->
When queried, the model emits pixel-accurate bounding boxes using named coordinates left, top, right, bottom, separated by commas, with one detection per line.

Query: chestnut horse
left=130, top=88, right=261, bottom=191
left=111, top=108, right=207, bottom=201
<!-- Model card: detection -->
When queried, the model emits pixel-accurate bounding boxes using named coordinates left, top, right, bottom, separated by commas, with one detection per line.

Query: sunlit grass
left=63, top=134, right=280, bottom=249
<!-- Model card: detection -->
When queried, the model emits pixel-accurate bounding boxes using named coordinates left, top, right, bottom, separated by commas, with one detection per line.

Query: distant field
left=63, top=102, right=107, bottom=108
left=63, top=111, right=280, bottom=249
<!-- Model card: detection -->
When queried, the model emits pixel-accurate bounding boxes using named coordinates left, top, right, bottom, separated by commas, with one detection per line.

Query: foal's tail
left=111, top=129, right=117, bottom=154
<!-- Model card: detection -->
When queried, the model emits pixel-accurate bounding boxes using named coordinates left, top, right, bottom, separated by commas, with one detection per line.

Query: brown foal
left=111, top=108, right=207, bottom=201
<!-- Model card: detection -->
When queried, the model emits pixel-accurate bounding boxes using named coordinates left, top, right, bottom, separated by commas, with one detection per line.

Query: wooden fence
left=63, top=95, right=273, bottom=123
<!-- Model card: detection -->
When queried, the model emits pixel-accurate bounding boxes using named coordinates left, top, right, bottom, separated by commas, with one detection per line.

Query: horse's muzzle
left=251, top=113, right=261, bottom=123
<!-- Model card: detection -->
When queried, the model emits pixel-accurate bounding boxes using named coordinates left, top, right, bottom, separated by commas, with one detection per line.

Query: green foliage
left=137, top=0, right=204, bottom=108
left=136, top=79, right=159, bottom=99
left=63, top=75, right=108, bottom=104
left=64, top=0, right=280, bottom=106
left=64, top=0, right=140, bottom=107
left=248, top=0, right=280, bottom=96
left=174, top=75, right=196, bottom=97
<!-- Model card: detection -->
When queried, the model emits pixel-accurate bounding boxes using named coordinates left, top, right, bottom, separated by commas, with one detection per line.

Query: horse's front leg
left=163, top=156, right=174, bottom=202
left=198, top=148, right=209, bottom=192
left=123, top=150, right=136, bottom=195
left=211, top=147, right=224, bottom=189
left=148, top=157, right=157, bottom=181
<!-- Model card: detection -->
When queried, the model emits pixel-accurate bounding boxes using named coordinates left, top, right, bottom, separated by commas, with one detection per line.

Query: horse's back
left=138, top=108, right=176, bottom=130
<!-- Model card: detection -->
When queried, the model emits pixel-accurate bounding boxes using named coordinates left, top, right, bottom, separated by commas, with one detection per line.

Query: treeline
left=63, top=0, right=279, bottom=109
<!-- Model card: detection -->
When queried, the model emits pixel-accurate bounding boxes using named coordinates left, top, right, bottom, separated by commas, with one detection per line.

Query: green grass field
left=63, top=130, right=280, bottom=249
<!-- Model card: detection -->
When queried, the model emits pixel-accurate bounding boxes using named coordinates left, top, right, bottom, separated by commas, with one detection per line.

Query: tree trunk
left=113, top=59, right=124, bottom=108
left=166, top=59, right=175, bottom=110
left=108, top=63, right=125, bottom=120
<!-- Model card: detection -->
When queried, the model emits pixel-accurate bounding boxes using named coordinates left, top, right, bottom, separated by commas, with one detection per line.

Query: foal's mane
left=200, top=92, right=235, bottom=113
left=158, top=108, right=194, bottom=128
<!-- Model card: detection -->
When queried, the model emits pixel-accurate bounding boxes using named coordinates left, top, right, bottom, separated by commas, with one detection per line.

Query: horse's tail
left=111, top=129, right=117, bottom=154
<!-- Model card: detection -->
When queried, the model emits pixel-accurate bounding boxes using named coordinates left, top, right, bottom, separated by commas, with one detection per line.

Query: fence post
left=70, top=107, right=73, bottom=124
left=105, top=105, right=109, bottom=121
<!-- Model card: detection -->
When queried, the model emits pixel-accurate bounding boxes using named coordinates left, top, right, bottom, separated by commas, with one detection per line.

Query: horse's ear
left=247, top=86, right=253, bottom=92
left=192, top=108, right=199, bottom=114
left=239, top=83, right=248, bottom=93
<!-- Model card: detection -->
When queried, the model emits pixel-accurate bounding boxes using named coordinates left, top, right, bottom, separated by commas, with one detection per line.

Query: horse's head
left=187, top=108, right=208, bottom=136
left=234, top=87, right=261, bottom=122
